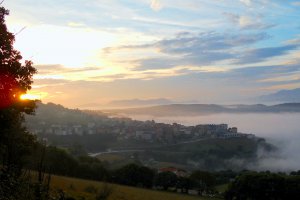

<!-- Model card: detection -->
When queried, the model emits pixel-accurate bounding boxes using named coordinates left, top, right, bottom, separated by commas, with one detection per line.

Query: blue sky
left=3, top=0, right=300, bottom=108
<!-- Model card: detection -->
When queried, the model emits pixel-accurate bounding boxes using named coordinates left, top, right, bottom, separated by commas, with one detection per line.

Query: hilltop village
left=26, top=103, right=255, bottom=144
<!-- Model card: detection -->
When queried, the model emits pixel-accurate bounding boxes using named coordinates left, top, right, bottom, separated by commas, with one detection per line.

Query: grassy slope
left=50, top=175, right=219, bottom=200
left=215, top=184, right=228, bottom=194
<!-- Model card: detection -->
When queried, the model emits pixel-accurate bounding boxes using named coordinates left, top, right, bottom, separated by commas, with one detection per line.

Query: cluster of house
left=158, top=167, right=188, bottom=177
left=32, top=122, right=97, bottom=135
left=192, top=124, right=255, bottom=139
left=29, top=115, right=255, bottom=143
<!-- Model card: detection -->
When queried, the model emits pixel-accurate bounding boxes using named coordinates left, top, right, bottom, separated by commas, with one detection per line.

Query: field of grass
left=49, top=175, right=220, bottom=200
left=215, top=184, right=228, bottom=194
left=96, top=153, right=126, bottom=163
left=96, top=153, right=140, bottom=169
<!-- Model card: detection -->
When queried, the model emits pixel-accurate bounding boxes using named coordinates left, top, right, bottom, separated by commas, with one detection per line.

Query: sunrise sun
left=20, top=93, right=41, bottom=100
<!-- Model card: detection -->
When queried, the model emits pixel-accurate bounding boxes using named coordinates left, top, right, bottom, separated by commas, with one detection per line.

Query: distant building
left=73, top=125, right=83, bottom=135
left=221, top=133, right=242, bottom=139
left=228, top=127, right=238, bottom=133
left=87, top=122, right=95, bottom=128
left=135, top=131, right=153, bottom=141
left=219, top=124, right=228, bottom=130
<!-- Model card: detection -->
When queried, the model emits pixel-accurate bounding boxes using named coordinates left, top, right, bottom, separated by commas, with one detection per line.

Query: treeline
left=24, top=144, right=233, bottom=196
left=225, top=171, right=300, bottom=200
left=25, top=144, right=109, bottom=181
left=11, top=141, right=300, bottom=199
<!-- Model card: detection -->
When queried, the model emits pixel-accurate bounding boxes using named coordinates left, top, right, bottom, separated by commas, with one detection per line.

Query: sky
left=3, top=0, right=300, bottom=108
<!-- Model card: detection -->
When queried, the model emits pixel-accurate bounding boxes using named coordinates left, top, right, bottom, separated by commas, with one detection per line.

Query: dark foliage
left=176, top=177, right=194, bottom=193
left=154, top=171, right=177, bottom=190
left=112, top=163, right=155, bottom=188
left=190, top=170, right=216, bottom=196
left=225, top=172, right=300, bottom=200
left=25, top=144, right=110, bottom=182
left=0, top=5, right=38, bottom=200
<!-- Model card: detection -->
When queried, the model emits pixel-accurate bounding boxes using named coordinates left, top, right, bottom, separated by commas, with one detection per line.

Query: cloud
left=106, top=31, right=271, bottom=68
left=31, top=78, right=70, bottom=91
left=105, top=31, right=299, bottom=71
left=103, top=43, right=153, bottom=55
left=240, top=0, right=252, bottom=6
left=235, top=44, right=299, bottom=64
left=224, top=12, right=275, bottom=30
left=67, top=22, right=85, bottom=27
left=291, top=1, right=300, bottom=6
left=32, top=64, right=110, bottom=82
left=258, top=75, right=300, bottom=84
left=35, top=64, right=100, bottom=74
left=233, top=64, right=300, bottom=77
left=202, top=63, right=300, bottom=95
left=154, top=33, right=298, bottom=65
left=150, top=0, right=163, bottom=11
left=135, top=58, right=181, bottom=70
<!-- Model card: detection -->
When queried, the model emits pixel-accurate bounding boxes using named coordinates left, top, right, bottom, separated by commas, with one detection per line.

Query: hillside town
left=27, top=113, right=255, bottom=144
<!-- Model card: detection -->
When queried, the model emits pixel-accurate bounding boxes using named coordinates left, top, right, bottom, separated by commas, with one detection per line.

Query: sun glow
left=13, top=24, right=116, bottom=67
left=20, top=94, right=40, bottom=100
left=20, top=92, right=48, bottom=100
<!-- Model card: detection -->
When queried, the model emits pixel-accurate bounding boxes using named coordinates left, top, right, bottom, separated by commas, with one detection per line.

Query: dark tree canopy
left=0, top=6, right=38, bottom=199
left=0, top=7, right=36, bottom=111
left=225, top=172, right=300, bottom=200
left=190, top=170, right=216, bottom=196
left=154, top=171, right=177, bottom=190
left=0, top=6, right=37, bottom=157
left=112, top=163, right=155, bottom=188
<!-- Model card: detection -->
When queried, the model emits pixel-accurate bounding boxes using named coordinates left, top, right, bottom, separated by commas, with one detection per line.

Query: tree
left=0, top=5, right=37, bottom=162
left=0, top=7, right=36, bottom=111
left=112, top=163, right=155, bottom=188
left=176, top=177, right=193, bottom=194
left=154, top=172, right=177, bottom=190
left=190, top=170, right=216, bottom=196
left=136, top=166, right=155, bottom=188
left=113, top=163, right=141, bottom=186
left=224, top=172, right=288, bottom=200
left=0, top=6, right=37, bottom=199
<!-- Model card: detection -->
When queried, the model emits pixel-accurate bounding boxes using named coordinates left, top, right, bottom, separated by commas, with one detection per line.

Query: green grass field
left=49, top=175, right=220, bottom=200
left=215, top=184, right=228, bottom=194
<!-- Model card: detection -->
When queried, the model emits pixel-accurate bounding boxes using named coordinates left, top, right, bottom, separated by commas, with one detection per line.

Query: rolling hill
left=105, top=103, right=300, bottom=116
left=259, top=88, right=300, bottom=103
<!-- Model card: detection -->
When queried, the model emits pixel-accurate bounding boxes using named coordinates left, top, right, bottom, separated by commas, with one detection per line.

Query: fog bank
left=127, top=113, right=300, bottom=171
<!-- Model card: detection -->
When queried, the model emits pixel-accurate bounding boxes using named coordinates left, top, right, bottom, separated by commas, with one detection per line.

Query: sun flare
left=20, top=93, right=41, bottom=100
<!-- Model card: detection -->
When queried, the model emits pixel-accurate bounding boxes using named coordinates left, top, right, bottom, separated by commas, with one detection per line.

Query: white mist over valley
left=126, top=113, right=300, bottom=171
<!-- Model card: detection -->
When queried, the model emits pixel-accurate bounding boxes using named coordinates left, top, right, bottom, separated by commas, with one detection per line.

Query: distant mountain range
left=31, top=102, right=300, bottom=118
left=259, top=88, right=300, bottom=103
left=78, top=98, right=201, bottom=109
left=106, top=98, right=173, bottom=108
left=105, top=103, right=300, bottom=116
left=79, top=88, right=300, bottom=110
left=77, top=98, right=175, bottom=109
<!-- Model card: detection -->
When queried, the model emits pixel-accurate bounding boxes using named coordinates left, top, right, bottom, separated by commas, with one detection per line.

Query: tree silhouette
left=190, top=170, right=216, bottom=196
left=154, top=172, right=177, bottom=190
left=0, top=6, right=37, bottom=199
left=224, top=172, right=300, bottom=200
left=0, top=7, right=36, bottom=110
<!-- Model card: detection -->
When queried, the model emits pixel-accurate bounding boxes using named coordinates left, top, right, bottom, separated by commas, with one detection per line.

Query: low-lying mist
left=127, top=113, right=300, bottom=172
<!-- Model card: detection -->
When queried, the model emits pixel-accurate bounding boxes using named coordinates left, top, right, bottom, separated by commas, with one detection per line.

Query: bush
left=84, top=185, right=98, bottom=194
left=95, top=183, right=114, bottom=200
left=225, top=172, right=300, bottom=200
